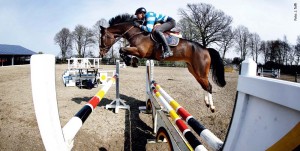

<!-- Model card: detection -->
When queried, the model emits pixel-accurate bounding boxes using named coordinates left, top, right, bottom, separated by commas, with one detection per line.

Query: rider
left=134, top=7, right=175, bottom=58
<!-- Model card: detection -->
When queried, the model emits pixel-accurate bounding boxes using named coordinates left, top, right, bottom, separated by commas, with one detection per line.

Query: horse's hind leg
left=204, top=92, right=210, bottom=107
left=205, top=92, right=215, bottom=112
left=187, top=63, right=215, bottom=112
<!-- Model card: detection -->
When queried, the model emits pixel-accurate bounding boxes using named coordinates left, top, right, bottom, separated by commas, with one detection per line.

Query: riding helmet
left=135, top=7, right=146, bottom=15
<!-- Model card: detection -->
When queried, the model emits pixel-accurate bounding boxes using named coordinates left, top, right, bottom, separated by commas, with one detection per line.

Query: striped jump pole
left=152, top=88, right=207, bottom=151
left=62, top=75, right=116, bottom=147
left=152, top=82, right=223, bottom=151
left=31, top=54, right=117, bottom=151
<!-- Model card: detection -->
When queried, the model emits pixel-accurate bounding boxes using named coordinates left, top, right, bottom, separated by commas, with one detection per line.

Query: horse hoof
left=206, top=104, right=209, bottom=108
left=210, top=106, right=215, bottom=113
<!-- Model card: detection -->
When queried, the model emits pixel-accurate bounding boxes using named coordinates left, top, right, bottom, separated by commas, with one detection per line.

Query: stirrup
left=161, top=52, right=173, bottom=59
left=168, top=51, right=173, bottom=56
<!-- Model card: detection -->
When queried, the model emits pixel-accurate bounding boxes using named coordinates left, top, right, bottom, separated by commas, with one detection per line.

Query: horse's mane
left=109, top=13, right=135, bottom=27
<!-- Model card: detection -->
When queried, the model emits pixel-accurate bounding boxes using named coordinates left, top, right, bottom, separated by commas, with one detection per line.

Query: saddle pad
left=165, top=35, right=180, bottom=46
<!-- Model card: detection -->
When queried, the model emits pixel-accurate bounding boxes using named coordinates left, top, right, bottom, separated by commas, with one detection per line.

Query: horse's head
left=99, top=13, right=140, bottom=56
left=99, top=26, right=116, bottom=56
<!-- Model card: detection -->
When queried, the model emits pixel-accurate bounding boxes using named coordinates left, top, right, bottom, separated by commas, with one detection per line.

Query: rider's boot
left=156, top=32, right=173, bottom=58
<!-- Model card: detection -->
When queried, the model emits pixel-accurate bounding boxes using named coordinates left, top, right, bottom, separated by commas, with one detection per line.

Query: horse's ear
left=100, top=26, right=106, bottom=31
left=132, top=15, right=138, bottom=21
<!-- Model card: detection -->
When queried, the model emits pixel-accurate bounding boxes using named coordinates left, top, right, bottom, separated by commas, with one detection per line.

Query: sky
left=0, top=0, right=299, bottom=59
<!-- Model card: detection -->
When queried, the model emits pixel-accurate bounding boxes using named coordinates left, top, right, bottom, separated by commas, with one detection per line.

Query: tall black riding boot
left=156, top=32, right=173, bottom=58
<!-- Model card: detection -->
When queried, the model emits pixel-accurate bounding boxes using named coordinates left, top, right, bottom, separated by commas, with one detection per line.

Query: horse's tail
left=208, top=48, right=226, bottom=87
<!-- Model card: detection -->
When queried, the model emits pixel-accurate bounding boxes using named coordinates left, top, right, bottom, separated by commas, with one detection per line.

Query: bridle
left=100, top=25, right=135, bottom=51
left=100, top=19, right=146, bottom=51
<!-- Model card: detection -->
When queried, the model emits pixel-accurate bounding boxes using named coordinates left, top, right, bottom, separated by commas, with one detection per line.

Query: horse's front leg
left=120, top=47, right=141, bottom=57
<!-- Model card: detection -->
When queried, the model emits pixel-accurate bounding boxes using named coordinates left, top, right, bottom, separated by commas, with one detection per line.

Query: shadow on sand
left=71, top=94, right=155, bottom=151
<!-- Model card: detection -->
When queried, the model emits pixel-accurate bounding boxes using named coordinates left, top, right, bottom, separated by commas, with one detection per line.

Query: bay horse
left=100, top=14, right=226, bottom=112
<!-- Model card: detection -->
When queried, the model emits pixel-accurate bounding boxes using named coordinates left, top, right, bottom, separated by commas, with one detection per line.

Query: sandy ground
left=0, top=64, right=239, bottom=151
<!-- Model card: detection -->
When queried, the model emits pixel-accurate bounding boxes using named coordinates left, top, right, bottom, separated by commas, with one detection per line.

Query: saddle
left=150, top=25, right=182, bottom=47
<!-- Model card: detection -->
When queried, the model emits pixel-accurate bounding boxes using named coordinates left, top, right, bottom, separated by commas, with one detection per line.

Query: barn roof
left=0, top=44, right=36, bottom=55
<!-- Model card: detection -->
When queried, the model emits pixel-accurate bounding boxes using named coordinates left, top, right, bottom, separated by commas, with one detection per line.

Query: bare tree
left=248, top=33, right=261, bottom=63
left=93, top=19, right=108, bottom=57
left=86, top=48, right=95, bottom=58
left=282, top=35, right=291, bottom=65
left=266, top=38, right=291, bottom=65
left=72, top=25, right=84, bottom=58
left=295, top=35, right=300, bottom=65
left=177, top=18, right=197, bottom=40
left=72, top=25, right=95, bottom=58
left=287, top=45, right=296, bottom=65
left=82, top=29, right=95, bottom=58
left=178, top=3, right=233, bottom=47
left=260, top=41, right=270, bottom=64
left=218, top=27, right=235, bottom=59
left=264, top=40, right=289, bottom=65
left=268, top=40, right=280, bottom=63
left=234, top=25, right=251, bottom=60
left=54, top=28, right=73, bottom=61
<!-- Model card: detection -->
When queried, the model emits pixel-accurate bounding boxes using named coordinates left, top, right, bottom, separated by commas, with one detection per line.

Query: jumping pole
left=31, top=54, right=124, bottom=150
left=105, top=60, right=130, bottom=113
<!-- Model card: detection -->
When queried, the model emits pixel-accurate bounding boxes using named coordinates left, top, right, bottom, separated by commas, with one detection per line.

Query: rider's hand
left=133, top=21, right=140, bottom=28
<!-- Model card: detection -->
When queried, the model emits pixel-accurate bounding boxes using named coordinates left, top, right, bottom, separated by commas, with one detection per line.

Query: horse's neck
left=108, top=26, right=124, bottom=35
left=110, top=24, right=158, bottom=59
left=109, top=24, right=132, bottom=35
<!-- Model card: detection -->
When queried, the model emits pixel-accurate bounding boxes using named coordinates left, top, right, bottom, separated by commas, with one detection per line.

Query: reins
left=102, top=21, right=145, bottom=51
left=128, top=31, right=144, bottom=40
left=103, top=26, right=135, bottom=50
left=106, top=18, right=146, bottom=45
